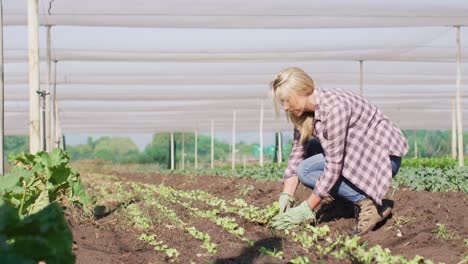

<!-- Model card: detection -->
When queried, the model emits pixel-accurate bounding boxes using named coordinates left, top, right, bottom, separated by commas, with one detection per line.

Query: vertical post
left=41, top=99, right=46, bottom=151
left=28, top=0, right=41, bottom=153
left=452, top=99, right=457, bottom=160
left=181, top=132, right=185, bottom=170
left=273, top=132, right=279, bottom=163
left=278, top=131, right=283, bottom=164
left=211, top=120, right=214, bottom=169
left=359, top=60, right=364, bottom=96
left=414, top=130, right=418, bottom=159
left=259, top=101, right=264, bottom=167
left=170, top=131, right=175, bottom=170
left=62, top=134, right=66, bottom=151
left=455, top=26, right=464, bottom=167
left=194, top=127, right=198, bottom=169
left=45, top=25, right=52, bottom=151
left=52, top=60, right=57, bottom=148
left=55, top=106, right=62, bottom=149
left=232, top=110, right=236, bottom=170
left=167, top=133, right=171, bottom=169
left=0, top=0, right=4, bottom=175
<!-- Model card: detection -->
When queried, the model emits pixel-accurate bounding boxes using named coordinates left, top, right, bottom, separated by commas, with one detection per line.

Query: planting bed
left=69, top=170, right=467, bottom=264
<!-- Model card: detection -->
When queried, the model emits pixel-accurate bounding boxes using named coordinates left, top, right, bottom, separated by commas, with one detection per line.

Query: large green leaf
left=0, top=173, right=20, bottom=195
left=70, top=180, right=96, bottom=206
left=0, top=253, right=35, bottom=264
left=10, top=166, right=34, bottom=184
left=48, top=166, right=71, bottom=186
left=28, top=190, right=49, bottom=215
left=1, top=202, right=75, bottom=264
left=7, top=152, right=35, bottom=166
left=43, top=149, right=69, bottom=168
left=0, top=200, right=19, bottom=231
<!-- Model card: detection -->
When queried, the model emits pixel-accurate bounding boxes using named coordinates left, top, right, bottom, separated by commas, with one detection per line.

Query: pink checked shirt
left=284, top=88, right=409, bottom=205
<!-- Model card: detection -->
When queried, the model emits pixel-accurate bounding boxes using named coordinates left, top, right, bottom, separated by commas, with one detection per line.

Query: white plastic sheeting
left=1, top=1, right=467, bottom=134
left=3, top=0, right=468, bottom=28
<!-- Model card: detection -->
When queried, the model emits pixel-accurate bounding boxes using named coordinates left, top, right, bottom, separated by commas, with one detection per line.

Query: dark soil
left=69, top=171, right=467, bottom=264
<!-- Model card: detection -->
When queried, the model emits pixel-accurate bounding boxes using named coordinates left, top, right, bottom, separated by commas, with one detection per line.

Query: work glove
left=278, top=192, right=295, bottom=215
left=271, top=201, right=316, bottom=230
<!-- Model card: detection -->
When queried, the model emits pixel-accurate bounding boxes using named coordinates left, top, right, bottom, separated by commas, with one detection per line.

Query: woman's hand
left=271, top=201, right=316, bottom=230
left=278, top=176, right=300, bottom=214
left=278, top=193, right=295, bottom=214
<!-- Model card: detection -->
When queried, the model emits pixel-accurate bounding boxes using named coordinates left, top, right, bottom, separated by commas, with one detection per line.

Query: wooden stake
left=28, top=0, right=41, bottom=153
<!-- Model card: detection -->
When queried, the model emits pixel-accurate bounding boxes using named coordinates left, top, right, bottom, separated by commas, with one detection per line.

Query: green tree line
left=4, top=130, right=468, bottom=167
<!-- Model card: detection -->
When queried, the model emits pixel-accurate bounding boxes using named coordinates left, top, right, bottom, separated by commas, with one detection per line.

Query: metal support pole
left=54, top=103, right=62, bottom=149
left=52, top=60, right=57, bottom=148
left=232, top=110, right=236, bottom=170
left=359, top=60, right=364, bottom=96
left=259, top=101, right=264, bottom=167
left=28, top=0, right=41, bottom=153
left=62, top=134, right=66, bottom=151
left=45, top=25, right=52, bottom=151
left=37, top=91, right=49, bottom=151
left=194, top=128, right=198, bottom=169
left=170, top=131, right=175, bottom=170
left=243, top=155, right=246, bottom=170
left=414, top=130, right=418, bottom=159
left=0, top=0, right=4, bottom=175
left=278, top=131, right=283, bottom=164
left=452, top=99, right=457, bottom=160
left=181, top=133, right=185, bottom=170
left=455, top=26, right=464, bottom=167
left=211, top=120, right=214, bottom=169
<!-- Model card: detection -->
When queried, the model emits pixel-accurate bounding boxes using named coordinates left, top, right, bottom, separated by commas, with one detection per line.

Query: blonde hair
left=270, top=67, right=315, bottom=144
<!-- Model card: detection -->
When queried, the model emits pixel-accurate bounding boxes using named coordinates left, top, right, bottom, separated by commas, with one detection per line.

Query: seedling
left=259, top=246, right=283, bottom=259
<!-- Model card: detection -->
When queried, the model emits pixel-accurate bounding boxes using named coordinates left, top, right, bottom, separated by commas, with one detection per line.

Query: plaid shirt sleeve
left=283, top=128, right=305, bottom=180
left=314, top=103, right=351, bottom=198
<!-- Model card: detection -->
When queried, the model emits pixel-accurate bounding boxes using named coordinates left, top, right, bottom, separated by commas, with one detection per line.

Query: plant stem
left=18, top=180, right=27, bottom=216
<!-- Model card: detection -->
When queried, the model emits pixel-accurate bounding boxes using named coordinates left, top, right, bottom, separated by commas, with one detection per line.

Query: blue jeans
left=297, top=139, right=402, bottom=204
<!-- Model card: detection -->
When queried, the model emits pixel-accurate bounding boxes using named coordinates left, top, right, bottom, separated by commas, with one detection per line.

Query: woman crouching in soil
left=270, top=67, right=409, bottom=235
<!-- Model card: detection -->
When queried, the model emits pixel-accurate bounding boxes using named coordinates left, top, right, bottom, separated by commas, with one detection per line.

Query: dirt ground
left=68, top=171, right=467, bottom=264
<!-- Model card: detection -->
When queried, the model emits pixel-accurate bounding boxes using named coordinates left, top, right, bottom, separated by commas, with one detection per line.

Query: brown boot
left=379, top=201, right=392, bottom=220
left=318, top=196, right=334, bottom=210
left=352, top=198, right=391, bottom=235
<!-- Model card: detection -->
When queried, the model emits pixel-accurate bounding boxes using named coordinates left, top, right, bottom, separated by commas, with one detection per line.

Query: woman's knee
left=297, top=160, right=308, bottom=182
left=304, top=154, right=325, bottom=172
left=297, top=154, right=325, bottom=182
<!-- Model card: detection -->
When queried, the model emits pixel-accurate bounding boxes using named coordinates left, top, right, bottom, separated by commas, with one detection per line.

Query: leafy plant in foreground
left=1, top=149, right=96, bottom=216
left=0, top=200, right=75, bottom=264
